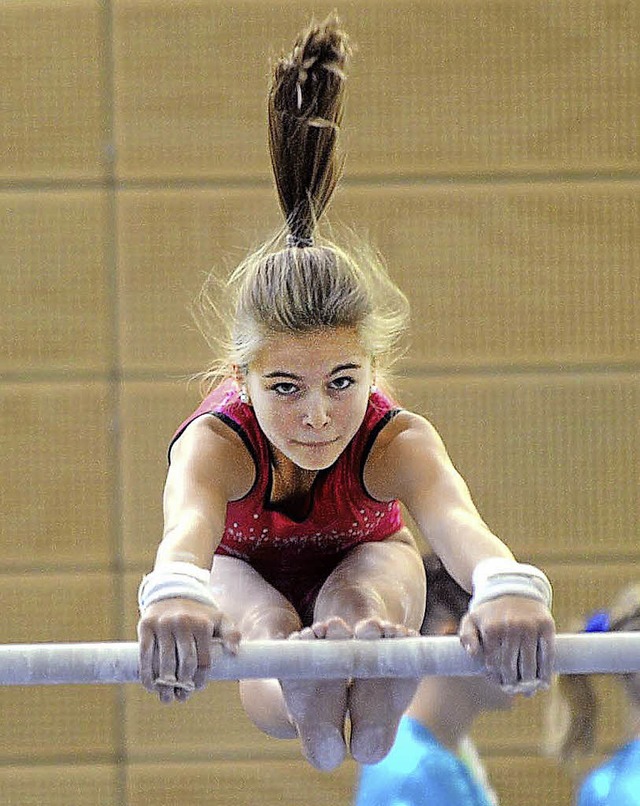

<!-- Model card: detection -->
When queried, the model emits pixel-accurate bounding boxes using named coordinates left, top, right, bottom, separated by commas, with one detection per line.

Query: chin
left=293, top=455, right=338, bottom=472
left=286, top=446, right=343, bottom=471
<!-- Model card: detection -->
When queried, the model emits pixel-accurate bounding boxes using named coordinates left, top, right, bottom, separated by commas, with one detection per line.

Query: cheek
left=252, top=400, right=294, bottom=436
left=348, top=389, right=370, bottom=422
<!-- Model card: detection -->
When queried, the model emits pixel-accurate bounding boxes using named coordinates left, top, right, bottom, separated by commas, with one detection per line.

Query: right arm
left=157, top=414, right=254, bottom=567
left=137, top=414, right=254, bottom=701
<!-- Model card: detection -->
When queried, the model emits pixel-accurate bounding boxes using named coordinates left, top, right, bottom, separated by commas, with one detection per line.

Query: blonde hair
left=193, top=15, right=410, bottom=392
left=546, top=583, right=640, bottom=762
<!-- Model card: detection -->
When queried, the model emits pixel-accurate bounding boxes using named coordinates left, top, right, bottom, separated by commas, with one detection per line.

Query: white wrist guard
left=138, top=561, right=216, bottom=614
left=469, top=557, right=552, bottom=612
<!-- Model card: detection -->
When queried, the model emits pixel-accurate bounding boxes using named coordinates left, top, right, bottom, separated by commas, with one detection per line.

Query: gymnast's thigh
left=209, top=554, right=301, bottom=635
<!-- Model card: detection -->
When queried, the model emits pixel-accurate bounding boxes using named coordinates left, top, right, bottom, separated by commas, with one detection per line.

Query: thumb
left=458, top=612, right=481, bottom=656
left=217, top=614, right=241, bottom=654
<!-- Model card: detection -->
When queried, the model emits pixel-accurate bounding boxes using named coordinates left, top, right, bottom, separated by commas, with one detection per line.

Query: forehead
left=251, top=328, right=369, bottom=375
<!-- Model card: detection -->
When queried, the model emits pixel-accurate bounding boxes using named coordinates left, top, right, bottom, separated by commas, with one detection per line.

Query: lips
left=293, top=438, right=339, bottom=448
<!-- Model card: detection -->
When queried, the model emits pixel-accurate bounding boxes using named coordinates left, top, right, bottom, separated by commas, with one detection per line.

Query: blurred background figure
left=547, top=584, right=640, bottom=806
left=353, top=553, right=513, bottom=806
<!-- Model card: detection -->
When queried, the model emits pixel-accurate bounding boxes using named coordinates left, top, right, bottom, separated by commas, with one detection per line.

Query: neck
left=269, top=445, right=317, bottom=501
left=405, top=678, right=483, bottom=751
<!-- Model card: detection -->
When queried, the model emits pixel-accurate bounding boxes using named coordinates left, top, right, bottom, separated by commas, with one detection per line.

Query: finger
left=478, top=622, right=504, bottom=684
left=193, top=626, right=213, bottom=691
left=217, top=615, right=241, bottom=654
left=176, top=633, right=198, bottom=690
left=517, top=631, right=538, bottom=684
left=157, top=628, right=179, bottom=684
left=458, top=614, right=481, bottom=656
left=536, top=630, right=556, bottom=688
left=137, top=625, right=157, bottom=692
left=174, top=686, right=192, bottom=703
left=498, top=631, right=521, bottom=689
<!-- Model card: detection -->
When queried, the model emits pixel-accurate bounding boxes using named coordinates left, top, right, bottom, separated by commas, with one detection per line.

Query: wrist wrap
left=138, top=561, right=216, bottom=613
left=469, top=557, right=552, bottom=612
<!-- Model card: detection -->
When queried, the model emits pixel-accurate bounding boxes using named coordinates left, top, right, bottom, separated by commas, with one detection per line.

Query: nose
left=302, top=392, right=330, bottom=429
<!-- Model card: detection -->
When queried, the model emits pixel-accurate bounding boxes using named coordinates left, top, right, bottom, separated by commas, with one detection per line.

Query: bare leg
left=210, top=556, right=301, bottom=739
left=279, top=617, right=353, bottom=771
left=348, top=619, right=420, bottom=764
left=313, top=534, right=426, bottom=765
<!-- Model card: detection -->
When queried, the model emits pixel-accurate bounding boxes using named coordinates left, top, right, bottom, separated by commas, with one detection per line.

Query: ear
left=232, top=363, right=245, bottom=386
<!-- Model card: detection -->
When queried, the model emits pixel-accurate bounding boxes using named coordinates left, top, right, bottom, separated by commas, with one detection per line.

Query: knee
left=240, top=680, right=297, bottom=739
left=240, top=603, right=301, bottom=639
left=314, top=583, right=387, bottom=625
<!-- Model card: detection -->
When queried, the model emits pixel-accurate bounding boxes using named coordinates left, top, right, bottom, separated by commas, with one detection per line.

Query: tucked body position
left=137, top=15, right=555, bottom=772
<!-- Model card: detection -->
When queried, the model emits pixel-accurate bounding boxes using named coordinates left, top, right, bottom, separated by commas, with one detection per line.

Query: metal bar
left=0, top=633, right=638, bottom=686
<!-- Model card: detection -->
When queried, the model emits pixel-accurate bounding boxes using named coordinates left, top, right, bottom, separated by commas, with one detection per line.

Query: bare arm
left=365, top=411, right=555, bottom=692
left=137, top=414, right=252, bottom=701
left=364, top=411, right=512, bottom=592
left=155, top=414, right=254, bottom=569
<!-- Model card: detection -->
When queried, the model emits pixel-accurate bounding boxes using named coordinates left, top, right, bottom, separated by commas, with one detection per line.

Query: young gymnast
left=354, top=553, right=512, bottom=805
left=547, top=584, right=640, bottom=805
left=137, top=16, right=555, bottom=772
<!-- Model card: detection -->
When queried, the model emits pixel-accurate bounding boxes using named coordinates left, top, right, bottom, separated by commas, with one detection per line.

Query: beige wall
left=1, top=1, right=639, bottom=804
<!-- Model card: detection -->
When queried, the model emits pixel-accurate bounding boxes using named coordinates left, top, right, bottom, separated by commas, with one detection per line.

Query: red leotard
left=169, top=379, right=405, bottom=619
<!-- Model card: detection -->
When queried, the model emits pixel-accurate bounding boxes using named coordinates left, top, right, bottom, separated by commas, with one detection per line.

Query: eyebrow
left=262, top=362, right=362, bottom=380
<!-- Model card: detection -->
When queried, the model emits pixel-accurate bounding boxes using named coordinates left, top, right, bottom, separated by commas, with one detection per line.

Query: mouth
left=292, top=438, right=339, bottom=448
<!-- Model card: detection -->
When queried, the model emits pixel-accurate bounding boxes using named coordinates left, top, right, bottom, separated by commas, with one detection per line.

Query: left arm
left=365, top=411, right=511, bottom=591
left=365, top=411, right=555, bottom=692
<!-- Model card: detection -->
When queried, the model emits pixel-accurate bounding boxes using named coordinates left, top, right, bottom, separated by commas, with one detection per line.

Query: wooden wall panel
left=124, top=678, right=291, bottom=762
left=116, top=182, right=639, bottom=373
left=0, top=687, right=118, bottom=762
left=0, top=572, right=117, bottom=643
left=127, top=759, right=357, bottom=806
left=345, top=0, right=640, bottom=177
left=0, top=0, right=108, bottom=181
left=0, top=383, right=114, bottom=568
left=1, top=192, right=112, bottom=373
left=334, top=183, right=640, bottom=370
left=396, top=374, right=640, bottom=560
left=116, top=188, right=279, bottom=373
left=0, top=765, right=119, bottom=806
left=112, top=0, right=640, bottom=181
left=112, top=0, right=285, bottom=181
left=484, top=756, right=574, bottom=806
left=120, top=381, right=202, bottom=566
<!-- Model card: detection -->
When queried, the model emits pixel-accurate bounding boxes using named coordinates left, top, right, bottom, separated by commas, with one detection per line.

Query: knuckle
left=481, top=622, right=502, bottom=643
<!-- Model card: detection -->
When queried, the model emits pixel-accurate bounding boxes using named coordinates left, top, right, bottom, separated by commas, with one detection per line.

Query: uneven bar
left=0, top=633, right=638, bottom=686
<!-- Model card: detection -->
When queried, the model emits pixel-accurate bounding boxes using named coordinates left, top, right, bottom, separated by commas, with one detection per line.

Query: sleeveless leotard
left=170, top=379, right=405, bottom=618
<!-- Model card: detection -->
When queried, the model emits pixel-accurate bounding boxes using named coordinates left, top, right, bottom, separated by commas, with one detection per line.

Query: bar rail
left=0, top=633, right=638, bottom=686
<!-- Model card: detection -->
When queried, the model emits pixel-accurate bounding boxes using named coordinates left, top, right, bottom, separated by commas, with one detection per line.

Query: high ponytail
left=194, top=16, right=410, bottom=392
left=268, top=15, right=350, bottom=246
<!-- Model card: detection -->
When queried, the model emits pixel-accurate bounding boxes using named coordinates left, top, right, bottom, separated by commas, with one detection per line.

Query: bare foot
left=279, top=617, right=352, bottom=771
left=348, top=618, right=420, bottom=765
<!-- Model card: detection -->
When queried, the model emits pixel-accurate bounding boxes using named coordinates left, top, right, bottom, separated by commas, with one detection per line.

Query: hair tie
left=286, top=233, right=314, bottom=249
left=584, top=609, right=610, bottom=633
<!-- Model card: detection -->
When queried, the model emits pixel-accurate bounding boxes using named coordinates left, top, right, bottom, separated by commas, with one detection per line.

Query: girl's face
left=243, top=328, right=374, bottom=471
